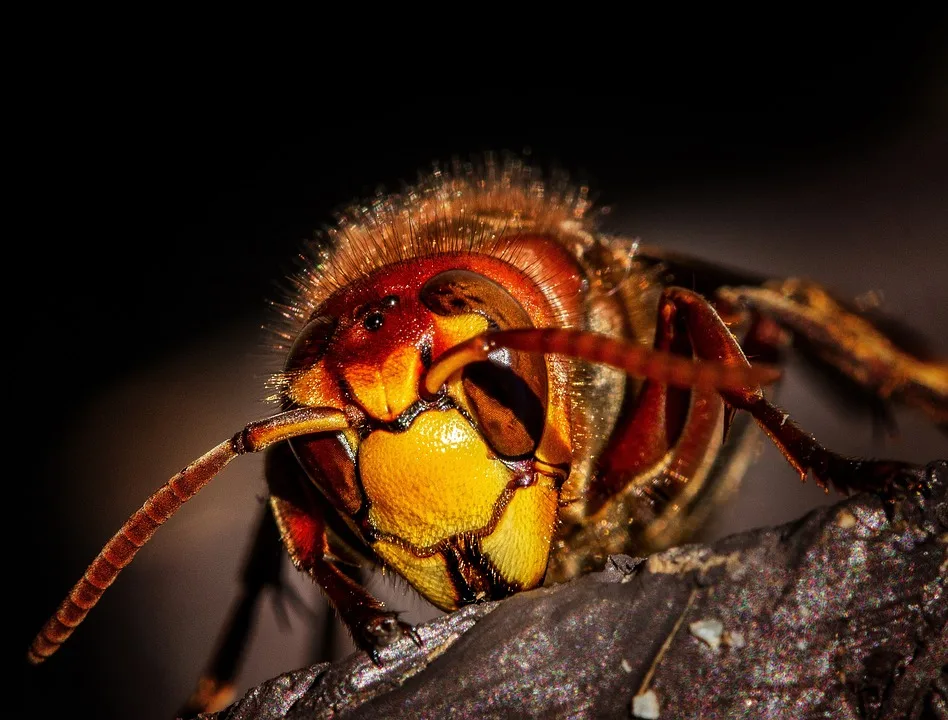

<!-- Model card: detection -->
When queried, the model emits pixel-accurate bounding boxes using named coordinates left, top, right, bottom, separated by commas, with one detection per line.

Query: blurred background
left=15, top=14, right=946, bottom=720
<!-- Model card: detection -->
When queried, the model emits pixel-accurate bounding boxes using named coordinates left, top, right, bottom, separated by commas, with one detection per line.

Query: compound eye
left=421, top=270, right=548, bottom=459
left=285, top=315, right=338, bottom=371
left=421, top=270, right=528, bottom=330
left=462, top=354, right=546, bottom=458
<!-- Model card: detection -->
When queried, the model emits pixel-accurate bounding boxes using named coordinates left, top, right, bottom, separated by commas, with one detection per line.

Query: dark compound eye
left=364, top=311, right=385, bottom=331
left=421, top=270, right=548, bottom=459
left=285, top=315, right=337, bottom=371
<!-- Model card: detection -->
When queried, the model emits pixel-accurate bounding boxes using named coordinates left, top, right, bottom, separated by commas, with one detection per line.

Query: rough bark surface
left=204, top=461, right=947, bottom=720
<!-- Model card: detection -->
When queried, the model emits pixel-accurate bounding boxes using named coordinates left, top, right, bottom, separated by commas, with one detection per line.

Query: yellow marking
left=287, top=363, right=343, bottom=409
left=480, top=474, right=558, bottom=589
left=344, top=347, right=424, bottom=421
left=345, top=362, right=389, bottom=416
left=382, top=346, right=424, bottom=416
left=425, top=314, right=493, bottom=395
left=373, top=540, right=459, bottom=610
left=360, top=410, right=510, bottom=546
left=433, top=313, right=490, bottom=352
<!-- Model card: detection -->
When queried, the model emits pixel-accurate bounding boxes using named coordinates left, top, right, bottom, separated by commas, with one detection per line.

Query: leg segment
left=718, top=279, right=948, bottom=430
left=636, top=246, right=945, bottom=431
left=426, top=289, right=932, bottom=499
left=178, top=506, right=286, bottom=718
left=668, top=287, right=931, bottom=494
left=266, top=443, right=420, bottom=664
left=581, top=286, right=789, bottom=554
left=549, top=289, right=760, bottom=579
left=589, top=290, right=721, bottom=511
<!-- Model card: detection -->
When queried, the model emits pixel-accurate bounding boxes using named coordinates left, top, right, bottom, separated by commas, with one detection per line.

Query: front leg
left=266, top=443, right=420, bottom=664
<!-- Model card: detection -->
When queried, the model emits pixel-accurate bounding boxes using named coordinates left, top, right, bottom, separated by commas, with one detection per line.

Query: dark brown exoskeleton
left=28, top=158, right=947, bottom=715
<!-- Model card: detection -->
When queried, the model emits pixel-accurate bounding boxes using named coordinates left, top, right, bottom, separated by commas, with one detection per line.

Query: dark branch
left=206, top=461, right=947, bottom=720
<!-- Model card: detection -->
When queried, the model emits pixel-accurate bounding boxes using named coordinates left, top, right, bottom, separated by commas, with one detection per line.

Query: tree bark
left=206, top=461, right=947, bottom=720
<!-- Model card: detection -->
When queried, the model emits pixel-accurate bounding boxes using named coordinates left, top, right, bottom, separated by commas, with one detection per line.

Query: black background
left=17, top=15, right=947, bottom=720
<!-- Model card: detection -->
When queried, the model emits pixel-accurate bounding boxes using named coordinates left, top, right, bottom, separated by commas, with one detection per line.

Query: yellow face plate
left=343, top=346, right=425, bottom=422
left=359, top=409, right=510, bottom=547
left=372, top=541, right=458, bottom=610
left=480, top=473, right=558, bottom=590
